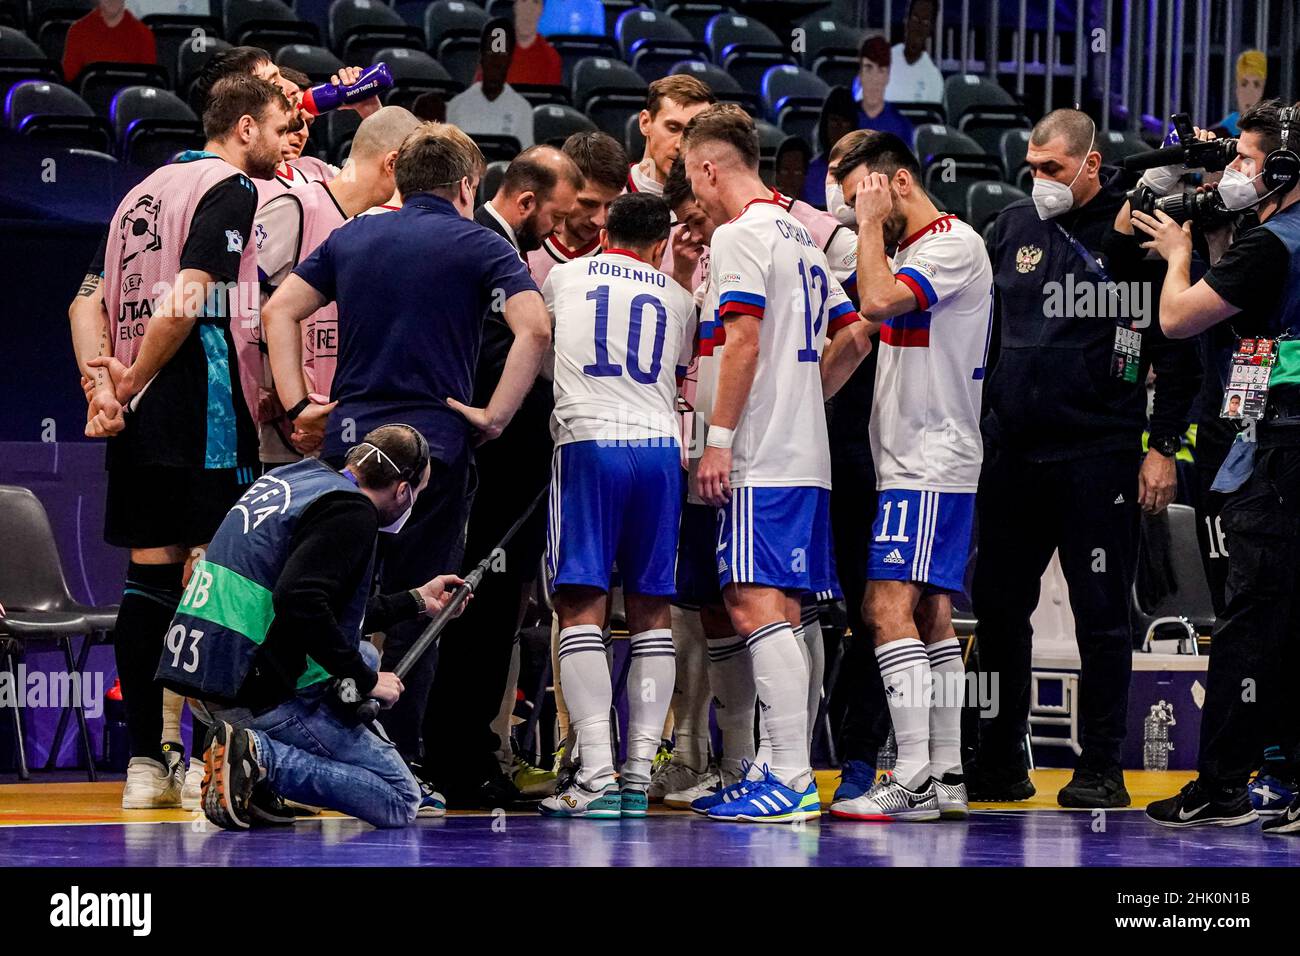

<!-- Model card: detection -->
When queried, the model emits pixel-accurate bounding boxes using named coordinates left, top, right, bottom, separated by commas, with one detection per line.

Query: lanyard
left=1054, top=223, right=1112, bottom=283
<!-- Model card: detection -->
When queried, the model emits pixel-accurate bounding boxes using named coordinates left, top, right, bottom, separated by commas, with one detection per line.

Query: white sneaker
left=181, top=758, right=204, bottom=811
left=664, top=768, right=722, bottom=809
left=539, top=780, right=622, bottom=819
left=648, top=756, right=711, bottom=802
left=934, top=773, right=969, bottom=820
left=122, top=756, right=183, bottom=809
left=829, top=772, right=939, bottom=822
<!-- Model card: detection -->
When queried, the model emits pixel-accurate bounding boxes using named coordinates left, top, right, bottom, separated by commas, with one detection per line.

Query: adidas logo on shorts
left=883, top=548, right=906, bottom=566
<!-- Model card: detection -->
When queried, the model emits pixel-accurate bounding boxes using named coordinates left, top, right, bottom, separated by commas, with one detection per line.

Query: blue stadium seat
left=110, top=85, right=203, bottom=168
left=616, top=7, right=706, bottom=82
left=662, top=3, right=732, bottom=44
left=473, top=133, right=522, bottom=163
left=624, top=110, right=643, bottom=159
left=894, top=100, right=946, bottom=127
left=423, top=0, right=486, bottom=85
left=25, top=0, right=92, bottom=66
left=797, top=16, right=861, bottom=87
left=223, top=0, right=319, bottom=53
left=549, top=33, right=620, bottom=88
left=0, top=24, right=57, bottom=88
left=760, top=62, right=826, bottom=138
left=965, top=180, right=1027, bottom=237
left=669, top=58, right=757, bottom=112
left=942, top=73, right=1029, bottom=156
left=913, top=123, right=1002, bottom=214
left=316, top=104, right=359, bottom=162
left=76, top=62, right=169, bottom=117
left=513, top=82, right=569, bottom=106
left=571, top=55, right=645, bottom=138
left=4, top=78, right=110, bottom=151
left=1097, top=128, right=1150, bottom=166
left=140, top=14, right=224, bottom=90
left=328, top=0, right=423, bottom=64
left=276, top=43, right=344, bottom=83
left=999, top=127, right=1030, bottom=188
left=176, top=34, right=231, bottom=110
left=532, top=102, right=594, bottom=146
left=372, top=46, right=461, bottom=108
left=705, top=12, right=791, bottom=90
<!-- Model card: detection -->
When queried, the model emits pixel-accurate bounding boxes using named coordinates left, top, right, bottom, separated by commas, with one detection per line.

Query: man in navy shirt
left=263, top=122, right=550, bottom=770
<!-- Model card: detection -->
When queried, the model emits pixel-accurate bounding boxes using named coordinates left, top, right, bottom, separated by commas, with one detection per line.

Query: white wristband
left=706, top=425, right=735, bottom=449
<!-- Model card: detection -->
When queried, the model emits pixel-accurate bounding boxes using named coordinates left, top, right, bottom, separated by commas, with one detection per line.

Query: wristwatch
left=409, top=588, right=427, bottom=615
left=1149, top=434, right=1181, bottom=458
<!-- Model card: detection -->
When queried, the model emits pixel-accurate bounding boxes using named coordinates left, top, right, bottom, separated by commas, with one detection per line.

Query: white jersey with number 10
left=543, top=249, right=697, bottom=447
left=702, top=197, right=860, bottom=490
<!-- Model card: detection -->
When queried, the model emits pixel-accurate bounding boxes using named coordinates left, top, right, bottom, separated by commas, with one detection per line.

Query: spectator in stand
left=62, top=0, right=155, bottom=85
left=802, top=87, right=860, bottom=208
left=1214, top=50, right=1267, bottom=136
left=774, top=136, right=811, bottom=202
left=857, top=35, right=915, bottom=143
left=508, top=0, right=562, bottom=87
left=448, top=18, right=534, bottom=149
left=884, top=0, right=943, bottom=105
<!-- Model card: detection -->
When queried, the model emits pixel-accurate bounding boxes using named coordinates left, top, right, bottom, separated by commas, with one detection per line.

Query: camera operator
left=971, top=108, right=1201, bottom=810
left=1136, top=100, right=1300, bottom=832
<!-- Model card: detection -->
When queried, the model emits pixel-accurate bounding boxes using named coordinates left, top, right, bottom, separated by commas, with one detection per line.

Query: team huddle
left=76, top=52, right=995, bottom=828
left=536, top=106, right=994, bottom=823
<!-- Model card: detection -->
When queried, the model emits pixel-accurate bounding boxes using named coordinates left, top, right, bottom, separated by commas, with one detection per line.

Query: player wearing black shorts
left=70, top=75, right=293, bottom=809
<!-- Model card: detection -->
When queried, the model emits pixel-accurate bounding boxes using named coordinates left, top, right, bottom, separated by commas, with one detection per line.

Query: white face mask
left=1032, top=174, right=1079, bottom=220
left=378, top=483, right=414, bottom=534
left=826, top=180, right=855, bottom=226
left=1032, top=122, right=1095, bottom=220
left=1218, top=167, right=1266, bottom=211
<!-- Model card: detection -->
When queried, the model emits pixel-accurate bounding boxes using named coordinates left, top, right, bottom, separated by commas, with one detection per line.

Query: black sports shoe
left=248, top=785, right=296, bottom=827
left=967, top=762, right=1036, bottom=802
left=1058, top=766, right=1131, bottom=808
left=1262, top=792, right=1300, bottom=835
left=1146, top=780, right=1258, bottom=828
left=201, top=721, right=261, bottom=831
left=443, top=768, right=528, bottom=810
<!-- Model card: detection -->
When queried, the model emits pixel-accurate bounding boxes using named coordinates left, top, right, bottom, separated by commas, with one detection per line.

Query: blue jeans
left=206, top=644, right=421, bottom=828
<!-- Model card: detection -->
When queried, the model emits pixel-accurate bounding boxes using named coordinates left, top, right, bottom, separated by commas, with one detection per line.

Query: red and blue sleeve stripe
left=718, top=290, right=766, bottom=319
left=880, top=311, right=932, bottom=348
left=896, top=266, right=938, bottom=310
left=826, top=299, right=861, bottom=337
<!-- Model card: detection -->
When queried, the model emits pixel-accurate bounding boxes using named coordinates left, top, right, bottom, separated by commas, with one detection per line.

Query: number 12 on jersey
left=797, top=260, right=829, bottom=363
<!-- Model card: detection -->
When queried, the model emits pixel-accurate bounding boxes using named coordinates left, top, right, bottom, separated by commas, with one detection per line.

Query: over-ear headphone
left=1262, top=105, right=1300, bottom=193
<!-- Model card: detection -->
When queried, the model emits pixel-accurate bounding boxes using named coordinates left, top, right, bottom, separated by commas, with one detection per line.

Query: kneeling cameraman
left=1133, top=100, right=1300, bottom=832
left=157, top=423, right=464, bottom=829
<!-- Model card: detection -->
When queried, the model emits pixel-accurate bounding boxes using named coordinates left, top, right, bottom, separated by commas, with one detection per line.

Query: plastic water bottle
left=1142, top=700, right=1176, bottom=771
left=877, top=728, right=897, bottom=773
left=299, top=62, right=393, bottom=116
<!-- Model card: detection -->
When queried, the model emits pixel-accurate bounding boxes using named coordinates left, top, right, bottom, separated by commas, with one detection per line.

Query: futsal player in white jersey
left=538, top=193, right=699, bottom=819
left=826, top=131, right=994, bottom=822
left=681, top=105, right=874, bottom=823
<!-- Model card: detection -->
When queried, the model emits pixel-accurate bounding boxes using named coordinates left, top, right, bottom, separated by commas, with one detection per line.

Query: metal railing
left=853, top=0, right=1298, bottom=133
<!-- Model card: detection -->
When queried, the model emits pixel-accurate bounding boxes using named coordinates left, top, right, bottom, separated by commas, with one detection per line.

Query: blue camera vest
left=156, top=459, right=375, bottom=701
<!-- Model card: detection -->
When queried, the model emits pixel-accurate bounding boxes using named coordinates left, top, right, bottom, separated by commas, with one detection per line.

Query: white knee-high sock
left=706, top=633, right=756, bottom=778
left=876, top=638, right=932, bottom=791
left=747, top=621, right=810, bottom=788
left=926, top=638, right=965, bottom=779
left=622, top=629, right=676, bottom=788
left=558, top=625, right=615, bottom=789
left=802, top=618, right=825, bottom=751
left=669, top=607, right=711, bottom=771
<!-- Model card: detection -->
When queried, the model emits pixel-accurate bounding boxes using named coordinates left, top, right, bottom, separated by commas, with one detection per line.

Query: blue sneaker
left=1250, top=772, right=1298, bottom=817
left=706, top=769, right=822, bottom=824
left=832, top=760, right=877, bottom=802
left=689, top=761, right=760, bottom=815
left=416, top=780, right=446, bottom=818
